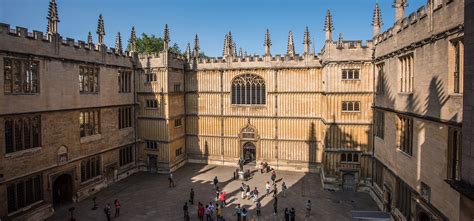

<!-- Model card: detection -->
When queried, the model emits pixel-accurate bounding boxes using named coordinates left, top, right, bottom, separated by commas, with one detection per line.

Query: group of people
left=103, top=199, right=121, bottom=221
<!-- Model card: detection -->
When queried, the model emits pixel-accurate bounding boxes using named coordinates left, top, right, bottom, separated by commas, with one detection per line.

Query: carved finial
left=244, top=51, right=248, bottom=57
left=115, top=32, right=122, bottom=54
left=46, top=0, right=59, bottom=35
left=185, top=42, right=191, bottom=60
left=372, top=3, right=383, bottom=37
left=324, top=10, right=334, bottom=41
left=337, top=33, right=343, bottom=48
left=264, top=29, right=271, bottom=56
left=193, top=34, right=200, bottom=59
left=223, top=33, right=228, bottom=56
left=287, top=31, right=295, bottom=56
left=393, top=0, right=408, bottom=21
left=303, top=27, right=311, bottom=55
left=128, top=26, right=137, bottom=52
left=239, top=47, right=243, bottom=58
left=87, top=31, right=93, bottom=47
left=228, top=31, right=234, bottom=56
left=96, top=14, right=105, bottom=45
left=233, top=42, right=237, bottom=57
left=163, top=24, right=170, bottom=50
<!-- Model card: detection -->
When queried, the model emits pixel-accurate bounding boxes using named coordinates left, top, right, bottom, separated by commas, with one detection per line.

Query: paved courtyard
left=48, top=164, right=379, bottom=221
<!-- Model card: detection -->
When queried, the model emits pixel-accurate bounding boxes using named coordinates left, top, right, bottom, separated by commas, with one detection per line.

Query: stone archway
left=239, top=120, right=260, bottom=164
left=243, top=142, right=256, bottom=164
left=52, top=174, right=73, bottom=207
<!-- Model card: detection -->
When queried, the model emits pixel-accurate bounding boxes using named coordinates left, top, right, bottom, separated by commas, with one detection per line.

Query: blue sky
left=0, top=0, right=425, bottom=56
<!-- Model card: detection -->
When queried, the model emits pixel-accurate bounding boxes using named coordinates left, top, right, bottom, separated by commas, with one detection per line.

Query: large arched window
left=231, top=74, right=266, bottom=105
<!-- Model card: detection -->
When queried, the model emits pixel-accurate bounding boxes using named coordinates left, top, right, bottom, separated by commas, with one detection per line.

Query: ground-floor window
left=396, top=179, right=412, bottom=219
left=120, top=145, right=133, bottom=166
left=81, top=155, right=101, bottom=182
left=7, top=175, right=42, bottom=213
left=374, top=160, right=384, bottom=189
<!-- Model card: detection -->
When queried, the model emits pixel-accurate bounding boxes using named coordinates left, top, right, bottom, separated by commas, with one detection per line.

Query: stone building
left=0, top=0, right=471, bottom=220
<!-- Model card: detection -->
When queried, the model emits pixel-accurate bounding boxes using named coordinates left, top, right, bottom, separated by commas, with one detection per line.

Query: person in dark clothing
left=256, top=201, right=261, bottom=216
left=114, top=199, right=121, bottom=217
left=284, top=208, right=290, bottom=221
left=190, top=188, right=195, bottom=205
left=290, top=207, right=296, bottom=221
left=213, top=176, right=219, bottom=189
left=273, top=196, right=278, bottom=215
left=103, top=203, right=111, bottom=221
left=183, top=202, right=189, bottom=219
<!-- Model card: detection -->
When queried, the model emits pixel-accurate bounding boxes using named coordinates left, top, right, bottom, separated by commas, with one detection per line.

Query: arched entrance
left=243, top=142, right=256, bottom=164
left=418, top=212, right=431, bottom=221
left=52, top=174, right=73, bottom=207
left=342, top=173, right=356, bottom=191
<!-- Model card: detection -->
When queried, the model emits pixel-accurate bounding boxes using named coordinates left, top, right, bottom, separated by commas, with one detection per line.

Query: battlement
left=332, top=40, right=374, bottom=50
left=190, top=53, right=321, bottom=70
left=375, top=0, right=462, bottom=46
left=0, top=23, right=134, bottom=67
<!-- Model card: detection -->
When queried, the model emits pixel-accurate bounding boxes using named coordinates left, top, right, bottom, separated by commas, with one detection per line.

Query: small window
left=376, top=63, right=385, bottom=95
left=174, top=84, right=181, bottom=92
left=174, top=118, right=182, bottom=127
left=447, top=127, right=462, bottom=180
left=374, top=110, right=385, bottom=139
left=175, top=147, right=183, bottom=157
left=341, top=69, right=360, bottom=80
left=119, top=145, right=133, bottom=166
left=118, top=70, right=132, bottom=93
left=146, top=140, right=159, bottom=150
left=342, top=101, right=361, bottom=112
left=145, top=99, right=158, bottom=109
left=80, top=110, right=100, bottom=137
left=341, top=153, right=359, bottom=163
left=118, top=106, right=133, bottom=129
left=80, top=155, right=101, bottom=182
left=4, top=58, right=40, bottom=94
left=399, top=53, right=414, bottom=93
left=397, top=115, right=413, bottom=156
left=79, top=66, right=100, bottom=93
left=451, top=39, right=463, bottom=94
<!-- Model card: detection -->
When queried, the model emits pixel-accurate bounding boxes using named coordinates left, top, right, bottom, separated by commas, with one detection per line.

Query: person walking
left=241, top=208, right=248, bottom=221
left=104, top=203, right=111, bottom=221
left=284, top=208, right=290, bottom=221
left=273, top=196, right=278, bottom=215
left=306, top=199, right=312, bottom=217
left=198, top=202, right=205, bottom=221
left=281, top=181, right=287, bottom=197
left=169, top=172, right=176, bottom=187
left=183, top=202, right=189, bottom=219
left=216, top=203, right=222, bottom=221
left=240, top=183, right=246, bottom=199
left=256, top=200, right=261, bottom=216
left=273, top=183, right=278, bottom=196
left=235, top=204, right=241, bottom=221
left=216, top=187, right=220, bottom=201
left=271, top=171, right=276, bottom=184
left=190, top=188, right=195, bottom=205
left=205, top=205, right=211, bottom=221
left=114, top=199, right=121, bottom=218
left=252, top=187, right=259, bottom=202
left=245, top=185, right=251, bottom=199
left=265, top=182, right=271, bottom=196
left=213, top=176, right=219, bottom=189
left=259, top=162, right=264, bottom=173
left=290, top=207, right=296, bottom=221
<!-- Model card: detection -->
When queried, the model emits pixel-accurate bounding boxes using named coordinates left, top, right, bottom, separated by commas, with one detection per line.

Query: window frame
left=397, top=115, right=413, bottom=156
left=231, top=74, right=266, bottom=106
left=80, top=109, right=101, bottom=137
left=447, top=127, right=462, bottom=181
left=118, top=106, right=133, bottom=129
left=4, top=57, right=40, bottom=95
left=341, top=69, right=360, bottom=80
left=398, top=53, right=414, bottom=93
left=4, top=115, right=42, bottom=154
left=6, top=175, right=43, bottom=214
left=341, top=101, right=361, bottom=112
left=119, top=145, right=133, bottom=167
left=118, top=70, right=132, bottom=93
left=80, top=155, right=101, bottom=182
left=79, top=66, right=100, bottom=94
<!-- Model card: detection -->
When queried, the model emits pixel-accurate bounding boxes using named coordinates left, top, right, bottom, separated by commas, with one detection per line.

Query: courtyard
left=48, top=164, right=378, bottom=221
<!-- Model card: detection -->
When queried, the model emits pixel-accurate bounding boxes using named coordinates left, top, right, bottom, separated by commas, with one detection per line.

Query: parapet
left=0, top=23, right=134, bottom=67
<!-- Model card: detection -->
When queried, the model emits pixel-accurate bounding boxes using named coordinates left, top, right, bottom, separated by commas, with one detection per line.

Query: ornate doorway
left=243, top=142, right=256, bottom=164
left=52, top=174, right=73, bottom=207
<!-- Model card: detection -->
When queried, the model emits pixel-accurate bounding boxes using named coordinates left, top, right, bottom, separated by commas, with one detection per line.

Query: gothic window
left=451, top=39, right=463, bottom=94
left=4, top=57, right=39, bottom=94
left=79, top=66, right=100, bottom=93
left=396, top=179, right=412, bottom=219
left=80, top=110, right=100, bottom=137
left=374, top=110, right=385, bottom=139
left=81, top=155, right=101, bottom=182
left=397, top=115, right=413, bottom=156
left=118, top=106, right=133, bottom=129
left=119, top=145, right=133, bottom=166
left=399, top=53, right=414, bottom=93
left=5, top=115, right=41, bottom=154
left=376, top=63, right=385, bottom=94
left=342, top=101, right=360, bottom=112
left=118, top=70, right=132, bottom=93
left=447, top=127, right=462, bottom=180
left=145, top=99, right=158, bottom=109
left=7, top=175, right=42, bottom=213
left=231, top=74, right=266, bottom=105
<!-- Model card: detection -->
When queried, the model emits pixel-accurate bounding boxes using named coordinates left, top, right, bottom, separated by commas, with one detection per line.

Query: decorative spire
left=115, top=32, right=122, bottom=54
left=87, top=31, right=93, bottom=47
left=223, top=33, right=228, bottom=56
left=287, top=31, right=295, bottom=56
left=185, top=42, right=191, bottom=60
left=128, top=26, right=137, bottom=52
left=393, top=0, right=407, bottom=22
left=46, top=0, right=59, bottom=35
left=227, top=31, right=234, bottom=56
left=244, top=51, right=248, bottom=57
left=324, top=10, right=334, bottom=41
left=337, top=33, right=343, bottom=48
left=303, top=27, right=311, bottom=55
left=239, top=47, right=243, bottom=58
left=96, top=14, right=105, bottom=45
left=163, top=24, right=170, bottom=50
left=372, top=3, right=383, bottom=37
left=233, top=42, right=237, bottom=57
left=264, top=29, right=271, bottom=56
left=193, top=34, right=200, bottom=59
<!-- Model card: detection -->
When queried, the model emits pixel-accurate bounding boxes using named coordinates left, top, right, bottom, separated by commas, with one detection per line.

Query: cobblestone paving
left=48, top=164, right=379, bottom=221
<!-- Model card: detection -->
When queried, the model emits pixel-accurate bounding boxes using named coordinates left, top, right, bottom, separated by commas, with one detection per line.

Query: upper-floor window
left=118, top=106, right=133, bottom=129
left=175, top=147, right=183, bottom=157
left=80, top=110, right=100, bottom=137
left=396, top=179, right=412, bottom=219
left=146, top=140, right=159, bottom=150
left=174, top=83, right=181, bottom=92
left=79, top=66, right=99, bottom=93
left=397, top=115, right=413, bottom=156
left=145, top=99, right=158, bottom=109
left=81, top=155, right=101, bottom=182
left=376, top=63, right=385, bottom=95
left=340, top=152, right=359, bottom=163
left=119, top=145, right=133, bottom=167
left=118, top=70, right=132, bottom=93
left=447, top=127, right=462, bottom=181
left=231, top=74, right=266, bottom=105
left=174, top=118, right=182, bottom=127
left=342, top=69, right=360, bottom=80
left=145, top=73, right=157, bottom=83
left=452, top=39, right=464, bottom=94
left=5, top=115, right=41, bottom=154
left=7, top=175, right=42, bottom=213
left=4, top=57, right=39, bottom=94
left=399, top=53, right=414, bottom=93
left=341, top=101, right=360, bottom=112
left=374, top=110, right=385, bottom=139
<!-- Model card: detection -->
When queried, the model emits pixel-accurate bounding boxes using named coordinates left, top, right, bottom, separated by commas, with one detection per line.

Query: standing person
left=215, top=203, right=221, bottom=221
left=281, top=181, right=287, bottom=197
left=169, top=172, right=175, bottom=187
left=265, top=182, right=271, bottom=196
left=270, top=171, right=276, bottom=184
left=104, top=203, right=111, bottom=221
left=209, top=202, right=215, bottom=216
left=284, top=208, right=290, bottom=221
left=235, top=204, right=241, bottom=221
left=190, top=188, right=195, bottom=205
left=252, top=187, right=259, bottom=202
left=205, top=205, right=211, bottom=221
left=290, top=208, right=296, bottom=221
left=219, top=192, right=226, bottom=207
left=241, top=208, right=248, bottom=221
left=273, top=183, right=278, bottom=196
left=198, top=202, right=205, bottom=221
left=273, top=196, right=278, bottom=215
left=240, top=183, right=246, bottom=199
left=259, top=162, right=264, bottom=173
left=306, top=200, right=312, bottom=217
left=183, top=202, right=189, bottom=219
left=114, top=199, right=121, bottom=217
left=245, top=185, right=251, bottom=200
left=256, top=200, right=261, bottom=216
left=216, top=186, right=220, bottom=201
left=213, top=176, right=219, bottom=189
